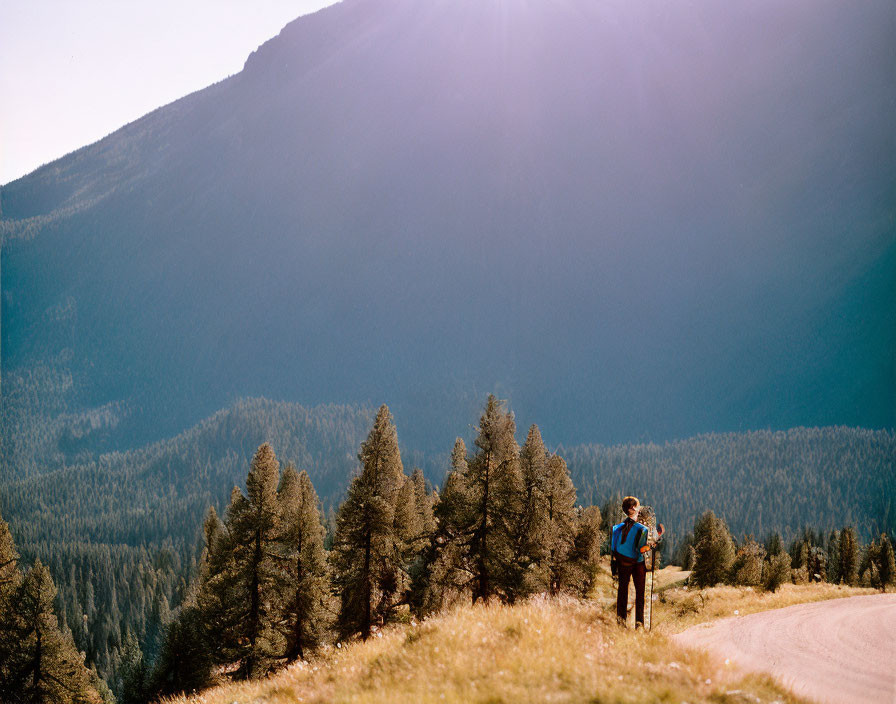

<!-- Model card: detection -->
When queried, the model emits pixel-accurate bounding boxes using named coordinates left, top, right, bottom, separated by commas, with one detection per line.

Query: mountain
left=2, top=0, right=894, bottom=466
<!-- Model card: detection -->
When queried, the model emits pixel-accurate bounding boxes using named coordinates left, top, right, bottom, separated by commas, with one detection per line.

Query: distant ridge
left=2, top=395, right=891, bottom=551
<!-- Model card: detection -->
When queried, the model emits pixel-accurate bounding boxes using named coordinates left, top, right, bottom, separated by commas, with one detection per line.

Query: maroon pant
left=616, top=559, right=647, bottom=625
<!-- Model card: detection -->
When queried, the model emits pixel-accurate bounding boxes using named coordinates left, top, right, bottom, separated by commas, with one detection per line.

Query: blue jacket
left=612, top=520, right=648, bottom=563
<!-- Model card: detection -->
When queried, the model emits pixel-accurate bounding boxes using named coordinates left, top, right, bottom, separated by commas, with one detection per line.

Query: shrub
left=691, top=511, right=735, bottom=588
left=762, top=552, right=791, bottom=592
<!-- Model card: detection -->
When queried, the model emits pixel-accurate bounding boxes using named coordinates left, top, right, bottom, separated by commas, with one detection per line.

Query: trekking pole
left=647, top=523, right=664, bottom=632
left=647, top=544, right=656, bottom=631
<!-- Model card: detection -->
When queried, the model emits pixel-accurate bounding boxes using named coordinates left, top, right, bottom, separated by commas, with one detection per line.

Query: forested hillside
left=1, top=396, right=892, bottom=694
left=568, top=427, right=896, bottom=543
left=0, top=399, right=374, bottom=694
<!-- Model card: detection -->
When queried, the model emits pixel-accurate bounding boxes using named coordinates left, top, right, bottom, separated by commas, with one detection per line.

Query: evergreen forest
left=1, top=396, right=893, bottom=701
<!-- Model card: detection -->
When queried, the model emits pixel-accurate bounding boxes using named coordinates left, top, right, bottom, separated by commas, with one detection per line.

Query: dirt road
left=673, top=593, right=896, bottom=703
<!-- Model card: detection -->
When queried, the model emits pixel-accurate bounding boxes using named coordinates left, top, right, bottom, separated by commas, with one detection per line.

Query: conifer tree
left=0, top=511, right=22, bottom=699
left=411, top=468, right=436, bottom=539
left=764, top=532, right=784, bottom=557
left=513, top=425, right=550, bottom=594
left=542, top=454, right=579, bottom=595
left=225, top=442, right=284, bottom=677
left=838, top=527, right=859, bottom=586
left=396, top=469, right=434, bottom=612
left=331, top=405, right=407, bottom=640
left=420, top=439, right=474, bottom=612
left=826, top=529, right=841, bottom=584
left=875, top=534, right=896, bottom=591
left=4, top=559, right=102, bottom=704
left=149, top=598, right=215, bottom=698
left=789, top=538, right=810, bottom=584
left=276, top=466, right=330, bottom=661
left=560, top=505, right=604, bottom=597
left=116, top=631, right=148, bottom=704
left=691, top=511, right=735, bottom=587
left=0, top=512, right=18, bottom=596
left=436, top=440, right=473, bottom=543
left=394, top=475, right=424, bottom=558
left=192, top=505, right=240, bottom=672
left=465, top=395, right=522, bottom=603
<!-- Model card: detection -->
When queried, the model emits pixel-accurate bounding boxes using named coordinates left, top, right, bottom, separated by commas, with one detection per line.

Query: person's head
left=622, top=496, right=640, bottom=518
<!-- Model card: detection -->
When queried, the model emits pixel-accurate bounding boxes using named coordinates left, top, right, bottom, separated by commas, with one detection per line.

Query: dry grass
left=164, top=594, right=811, bottom=704
left=653, top=581, right=876, bottom=633
left=585, top=559, right=876, bottom=634
left=161, top=560, right=873, bottom=704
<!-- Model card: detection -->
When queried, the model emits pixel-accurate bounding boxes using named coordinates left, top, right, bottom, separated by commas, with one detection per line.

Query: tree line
left=138, top=397, right=603, bottom=701
left=679, top=510, right=896, bottom=593
left=567, top=427, right=895, bottom=543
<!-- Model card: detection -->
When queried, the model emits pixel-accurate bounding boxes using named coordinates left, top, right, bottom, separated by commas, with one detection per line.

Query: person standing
left=611, top=496, right=650, bottom=628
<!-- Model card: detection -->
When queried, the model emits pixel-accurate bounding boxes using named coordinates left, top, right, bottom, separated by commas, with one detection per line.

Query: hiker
left=611, top=495, right=656, bottom=628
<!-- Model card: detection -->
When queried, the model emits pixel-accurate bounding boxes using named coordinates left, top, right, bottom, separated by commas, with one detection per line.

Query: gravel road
left=673, top=593, right=896, bottom=703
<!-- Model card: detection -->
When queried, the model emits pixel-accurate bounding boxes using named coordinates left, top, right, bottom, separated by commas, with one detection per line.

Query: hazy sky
left=0, top=0, right=338, bottom=185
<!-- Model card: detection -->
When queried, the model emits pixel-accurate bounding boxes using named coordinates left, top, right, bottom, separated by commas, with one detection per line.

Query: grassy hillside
left=160, top=564, right=875, bottom=704
left=160, top=592, right=806, bottom=704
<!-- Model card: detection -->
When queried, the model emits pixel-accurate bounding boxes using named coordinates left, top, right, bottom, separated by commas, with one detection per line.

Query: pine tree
left=276, top=466, right=330, bottom=661
left=410, top=468, right=436, bottom=539
left=465, top=395, right=522, bottom=603
left=149, top=598, right=215, bottom=698
left=193, top=505, right=240, bottom=673
left=512, top=425, right=551, bottom=595
left=838, top=527, right=859, bottom=586
left=394, top=474, right=423, bottom=559
left=421, top=439, right=474, bottom=612
left=764, top=532, right=783, bottom=557
left=116, top=631, right=148, bottom=704
left=143, top=589, right=167, bottom=667
left=789, top=538, right=810, bottom=584
left=826, top=529, right=841, bottom=584
left=398, top=469, right=433, bottom=613
left=542, top=454, right=579, bottom=596
left=0, top=512, right=18, bottom=595
left=0, top=511, right=23, bottom=699
left=560, top=505, right=604, bottom=597
left=691, top=511, right=735, bottom=587
left=875, top=534, right=896, bottom=591
left=224, top=442, right=284, bottom=677
left=331, top=405, right=407, bottom=640
left=5, top=559, right=102, bottom=704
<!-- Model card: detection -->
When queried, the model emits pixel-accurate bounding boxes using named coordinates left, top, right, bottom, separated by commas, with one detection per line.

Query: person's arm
left=637, top=525, right=649, bottom=554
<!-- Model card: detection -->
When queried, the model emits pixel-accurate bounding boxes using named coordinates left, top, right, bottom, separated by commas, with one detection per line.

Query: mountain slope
left=2, top=0, right=894, bottom=460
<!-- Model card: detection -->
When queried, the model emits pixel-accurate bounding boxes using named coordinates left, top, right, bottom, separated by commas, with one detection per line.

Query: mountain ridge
left=2, top=0, right=893, bottom=460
